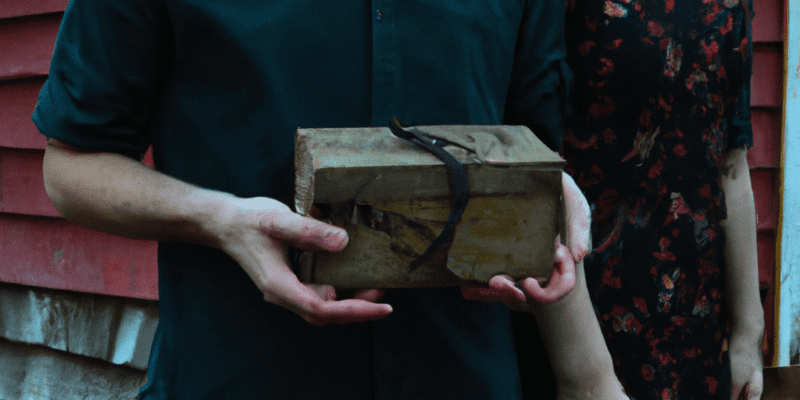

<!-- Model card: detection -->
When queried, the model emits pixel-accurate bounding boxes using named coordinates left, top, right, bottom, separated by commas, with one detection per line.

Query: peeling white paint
left=0, top=283, right=158, bottom=371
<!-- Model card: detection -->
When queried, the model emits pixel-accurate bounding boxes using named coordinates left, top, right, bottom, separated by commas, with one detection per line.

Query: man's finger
left=488, top=276, right=527, bottom=302
left=352, top=289, right=386, bottom=303
left=460, top=287, right=497, bottom=302
left=488, top=276, right=530, bottom=311
left=268, top=278, right=392, bottom=326
left=308, top=284, right=337, bottom=301
left=260, top=210, right=349, bottom=252
left=299, top=299, right=394, bottom=326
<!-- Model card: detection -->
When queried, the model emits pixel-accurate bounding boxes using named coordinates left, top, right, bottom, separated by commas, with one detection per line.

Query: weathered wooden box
left=294, top=125, right=565, bottom=289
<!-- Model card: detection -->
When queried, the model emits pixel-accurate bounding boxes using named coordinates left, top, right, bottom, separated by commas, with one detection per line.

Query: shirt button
left=376, top=10, right=383, bottom=21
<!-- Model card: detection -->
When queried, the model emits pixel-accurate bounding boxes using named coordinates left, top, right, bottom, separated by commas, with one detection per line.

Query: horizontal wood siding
left=0, top=0, right=69, bottom=20
left=750, top=0, right=783, bottom=365
left=0, top=5, right=158, bottom=300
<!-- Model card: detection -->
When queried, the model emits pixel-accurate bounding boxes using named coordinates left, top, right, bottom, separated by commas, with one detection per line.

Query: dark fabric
left=563, top=0, right=753, bottom=398
left=33, top=1, right=571, bottom=398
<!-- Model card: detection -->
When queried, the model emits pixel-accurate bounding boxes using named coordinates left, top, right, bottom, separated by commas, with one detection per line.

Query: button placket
left=370, top=0, right=399, bottom=126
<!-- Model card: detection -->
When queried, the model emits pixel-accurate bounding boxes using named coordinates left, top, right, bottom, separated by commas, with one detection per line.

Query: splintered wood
left=294, top=125, right=565, bottom=289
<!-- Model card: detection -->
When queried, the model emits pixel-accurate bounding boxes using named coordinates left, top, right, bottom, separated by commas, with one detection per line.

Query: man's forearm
left=42, top=139, right=233, bottom=248
left=720, top=147, right=764, bottom=335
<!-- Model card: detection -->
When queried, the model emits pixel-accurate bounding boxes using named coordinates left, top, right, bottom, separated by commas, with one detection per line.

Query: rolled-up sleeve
left=32, top=0, right=173, bottom=159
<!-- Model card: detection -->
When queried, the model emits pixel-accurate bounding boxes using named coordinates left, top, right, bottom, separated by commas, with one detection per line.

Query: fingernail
left=324, top=228, right=348, bottom=247
left=500, top=278, right=516, bottom=290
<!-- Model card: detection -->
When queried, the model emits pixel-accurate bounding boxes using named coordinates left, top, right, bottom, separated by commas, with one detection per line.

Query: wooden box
left=294, top=125, right=565, bottom=289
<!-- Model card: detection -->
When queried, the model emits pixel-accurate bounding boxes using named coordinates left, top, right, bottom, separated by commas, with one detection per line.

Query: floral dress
left=562, top=0, right=753, bottom=398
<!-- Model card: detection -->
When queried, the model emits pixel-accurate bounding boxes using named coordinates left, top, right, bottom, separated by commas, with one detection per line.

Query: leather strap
left=388, top=117, right=470, bottom=270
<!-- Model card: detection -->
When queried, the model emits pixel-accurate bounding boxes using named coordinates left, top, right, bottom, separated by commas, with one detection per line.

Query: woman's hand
left=462, top=172, right=589, bottom=308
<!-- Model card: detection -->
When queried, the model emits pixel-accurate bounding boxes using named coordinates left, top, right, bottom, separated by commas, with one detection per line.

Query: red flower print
left=648, top=21, right=665, bottom=36
left=641, top=364, right=655, bottom=381
left=634, top=297, right=649, bottom=314
left=699, top=184, right=711, bottom=198
left=665, top=0, right=675, bottom=12
left=702, top=40, right=719, bottom=65
left=683, top=346, right=701, bottom=358
left=737, top=37, right=749, bottom=59
left=658, top=352, right=676, bottom=365
left=564, top=133, right=599, bottom=150
left=589, top=95, right=618, bottom=119
left=705, top=376, right=718, bottom=394
left=720, top=14, right=733, bottom=34
left=653, top=251, right=676, bottom=261
left=579, top=41, right=597, bottom=57
left=672, top=144, right=686, bottom=156
left=658, top=236, right=670, bottom=250
left=607, top=38, right=623, bottom=49
left=648, top=159, right=663, bottom=179
left=586, top=18, right=598, bottom=33
left=597, top=58, right=615, bottom=75
left=576, top=164, right=604, bottom=187
left=612, top=304, right=628, bottom=315
left=602, top=128, right=615, bottom=143
left=603, top=269, right=623, bottom=288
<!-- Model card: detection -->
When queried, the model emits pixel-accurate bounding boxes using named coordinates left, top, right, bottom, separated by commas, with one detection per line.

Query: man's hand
left=213, top=197, right=393, bottom=326
left=461, top=172, right=589, bottom=308
left=43, top=140, right=391, bottom=326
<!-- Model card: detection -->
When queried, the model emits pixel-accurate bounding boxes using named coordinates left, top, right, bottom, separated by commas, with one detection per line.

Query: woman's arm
left=720, top=146, right=764, bottom=399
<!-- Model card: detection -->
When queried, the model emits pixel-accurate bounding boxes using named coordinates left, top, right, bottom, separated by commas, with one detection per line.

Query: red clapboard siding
left=748, top=108, right=782, bottom=168
left=751, top=168, right=778, bottom=232
left=0, top=0, right=68, bottom=20
left=0, top=145, right=153, bottom=216
left=0, top=213, right=159, bottom=299
left=0, top=78, right=49, bottom=149
left=752, top=0, right=784, bottom=43
left=757, top=232, right=775, bottom=287
left=0, top=148, right=59, bottom=217
left=0, top=13, right=60, bottom=82
left=751, top=45, right=784, bottom=107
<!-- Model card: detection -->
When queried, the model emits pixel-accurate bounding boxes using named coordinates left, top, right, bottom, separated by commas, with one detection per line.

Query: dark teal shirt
left=34, top=1, right=571, bottom=398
